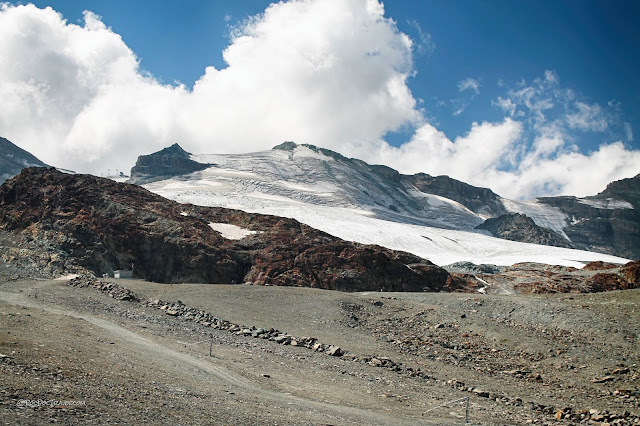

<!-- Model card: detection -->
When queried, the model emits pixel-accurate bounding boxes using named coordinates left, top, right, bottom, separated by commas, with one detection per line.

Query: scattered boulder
left=326, top=345, right=343, bottom=356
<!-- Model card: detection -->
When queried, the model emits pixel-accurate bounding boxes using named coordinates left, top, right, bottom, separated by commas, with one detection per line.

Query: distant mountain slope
left=533, top=177, right=640, bottom=259
left=475, top=213, right=573, bottom=248
left=131, top=142, right=497, bottom=230
left=0, top=167, right=449, bottom=291
left=404, top=173, right=507, bottom=218
left=131, top=143, right=631, bottom=266
left=0, top=137, right=48, bottom=184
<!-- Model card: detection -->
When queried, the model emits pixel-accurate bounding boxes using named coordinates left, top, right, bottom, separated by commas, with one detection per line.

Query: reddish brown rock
left=443, top=273, right=483, bottom=293
left=622, top=260, right=640, bottom=286
left=583, top=261, right=620, bottom=271
left=586, top=273, right=631, bottom=292
left=0, top=168, right=449, bottom=292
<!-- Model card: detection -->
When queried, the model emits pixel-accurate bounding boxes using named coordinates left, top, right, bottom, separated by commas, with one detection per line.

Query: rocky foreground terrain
left=1, top=276, right=639, bottom=424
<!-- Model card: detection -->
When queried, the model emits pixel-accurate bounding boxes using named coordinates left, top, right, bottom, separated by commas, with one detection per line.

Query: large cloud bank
left=0, top=1, right=638, bottom=199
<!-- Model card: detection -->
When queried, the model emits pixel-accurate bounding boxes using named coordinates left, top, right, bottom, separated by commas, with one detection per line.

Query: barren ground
left=1, top=278, right=639, bottom=425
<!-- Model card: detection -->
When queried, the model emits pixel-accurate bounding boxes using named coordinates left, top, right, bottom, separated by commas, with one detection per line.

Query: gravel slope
left=1, top=278, right=639, bottom=425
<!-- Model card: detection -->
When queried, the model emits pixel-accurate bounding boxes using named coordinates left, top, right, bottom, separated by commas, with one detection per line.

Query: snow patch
left=55, top=274, right=79, bottom=281
left=578, top=198, right=633, bottom=210
left=208, top=222, right=259, bottom=240
left=179, top=212, right=188, bottom=216
left=292, top=145, right=333, bottom=161
left=501, top=198, right=570, bottom=239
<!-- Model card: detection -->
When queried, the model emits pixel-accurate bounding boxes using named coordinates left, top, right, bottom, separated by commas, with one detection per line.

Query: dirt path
left=3, top=278, right=639, bottom=425
left=0, top=288, right=443, bottom=425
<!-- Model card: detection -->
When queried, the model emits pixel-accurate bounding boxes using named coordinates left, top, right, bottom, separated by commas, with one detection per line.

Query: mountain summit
left=129, top=143, right=211, bottom=184
left=131, top=142, right=636, bottom=263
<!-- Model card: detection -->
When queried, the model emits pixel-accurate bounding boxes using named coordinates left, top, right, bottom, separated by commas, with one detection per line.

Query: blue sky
left=1, top=0, right=639, bottom=198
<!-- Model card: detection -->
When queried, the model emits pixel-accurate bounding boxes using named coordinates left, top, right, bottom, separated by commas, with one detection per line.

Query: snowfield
left=139, top=144, right=631, bottom=268
left=501, top=198, right=570, bottom=238
left=145, top=178, right=629, bottom=268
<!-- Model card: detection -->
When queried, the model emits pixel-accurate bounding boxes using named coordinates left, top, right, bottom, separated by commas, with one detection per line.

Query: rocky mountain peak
left=597, top=173, right=640, bottom=208
left=272, top=141, right=298, bottom=151
left=128, top=143, right=211, bottom=184
left=158, top=143, right=191, bottom=158
left=273, top=141, right=350, bottom=162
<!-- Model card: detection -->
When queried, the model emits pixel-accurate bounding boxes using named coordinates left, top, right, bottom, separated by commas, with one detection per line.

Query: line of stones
left=147, top=298, right=343, bottom=356
left=64, top=277, right=640, bottom=424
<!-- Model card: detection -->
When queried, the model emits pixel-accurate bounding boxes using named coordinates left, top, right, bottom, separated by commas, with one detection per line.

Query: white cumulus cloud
left=0, top=2, right=638, bottom=199
left=0, top=1, right=418, bottom=174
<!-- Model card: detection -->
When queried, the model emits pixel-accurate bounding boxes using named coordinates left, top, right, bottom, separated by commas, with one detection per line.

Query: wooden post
left=465, top=397, right=469, bottom=424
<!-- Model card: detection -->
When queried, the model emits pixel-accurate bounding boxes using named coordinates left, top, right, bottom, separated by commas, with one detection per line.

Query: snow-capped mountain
left=130, top=142, right=636, bottom=267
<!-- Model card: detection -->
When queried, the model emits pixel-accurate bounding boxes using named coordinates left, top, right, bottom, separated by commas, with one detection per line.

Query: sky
left=0, top=0, right=639, bottom=199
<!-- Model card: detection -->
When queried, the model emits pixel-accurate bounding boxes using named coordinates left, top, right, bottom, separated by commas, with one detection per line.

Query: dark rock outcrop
left=406, top=173, right=507, bottom=217
left=597, top=173, right=640, bottom=208
left=0, top=167, right=449, bottom=291
left=0, top=137, right=48, bottom=184
left=536, top=177, right=640, bottom=259
left=128, top=143, right=212, bottom=184
left=475, top=213, right=573, bottom=248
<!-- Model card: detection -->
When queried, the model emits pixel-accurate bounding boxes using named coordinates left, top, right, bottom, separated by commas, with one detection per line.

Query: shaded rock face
left=405, top=173, right=507, bottom=217
left=598, top=173, right=640, bottom=207
left=128, top=143, right=211, bottom=184
left=0, top=137, right=48, bottom=184
left=537, top=185, right=640, bottom=260
left=475, top=213, right=573, bottom=248
left=0, top=168, right=449, bottom=291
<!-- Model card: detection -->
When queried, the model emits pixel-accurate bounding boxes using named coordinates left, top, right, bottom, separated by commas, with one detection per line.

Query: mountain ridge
left=132, top=141, right=638, bottom=260
left=0, top=136, right=48, bottom=184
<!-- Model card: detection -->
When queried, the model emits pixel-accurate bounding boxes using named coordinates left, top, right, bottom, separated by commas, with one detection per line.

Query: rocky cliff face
left=0, top=137, right=48, bottom=184
left=405, top=173, right=507, bottom=217
left=535, top=175, right=640, bottom=259
left=128, top=143, right=212, bottom=184
left=598, top=173, right=640, bottom=207
left=0, top=167, right=449, bottom=291
left=475, top=213, right=573, bottom=248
